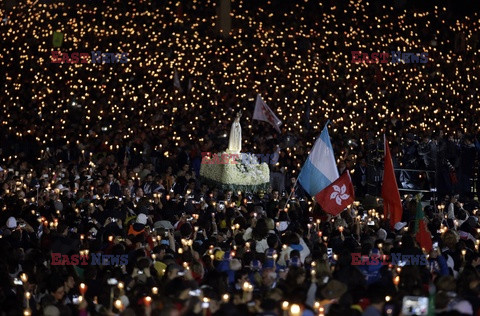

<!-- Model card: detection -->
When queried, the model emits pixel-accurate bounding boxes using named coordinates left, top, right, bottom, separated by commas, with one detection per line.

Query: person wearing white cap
left=6, top=216, right=17, bottom=229
left=5, top=216, right=34, bottom=233
left=127, top=213, right=149, bottom=236
left=376, top=228, right=387, bottom=241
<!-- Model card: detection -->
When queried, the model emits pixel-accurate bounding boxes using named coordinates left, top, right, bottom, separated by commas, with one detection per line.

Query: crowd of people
left=1, top=0, right=480, bottom=315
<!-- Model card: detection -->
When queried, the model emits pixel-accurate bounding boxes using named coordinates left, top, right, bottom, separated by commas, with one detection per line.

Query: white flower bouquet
left=200, top=152, right=270, bottom=192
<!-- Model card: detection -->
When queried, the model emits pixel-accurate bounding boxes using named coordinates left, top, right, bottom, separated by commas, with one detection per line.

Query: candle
left=202, top=298, right=209, bottom=316
left=20, top=273, right=28, bottom=283
left=319, top=306, right=325, bottom=316
left=242, top=281, right=253, bottom=301
left=118, top=282, right=124, bottom=290
left=152, top=287, right=158, bottom=295
left=144, top=296, right=152, bottom=307
left=222, top=293, right=229, bottom=303
left=281, top=301, right=289, bottom=316
left=25, top=291, right=31, bottom=309
left=290, top=304, right=301, bottom=316
left=79, top=283, right=87, bottom=295
left=393, top=276, right=400, bottom=287
left=114, top=299, right=124, bottom=311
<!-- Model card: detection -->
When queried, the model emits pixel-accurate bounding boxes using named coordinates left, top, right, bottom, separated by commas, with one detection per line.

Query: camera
left=327, top=248, right=333, bottom=258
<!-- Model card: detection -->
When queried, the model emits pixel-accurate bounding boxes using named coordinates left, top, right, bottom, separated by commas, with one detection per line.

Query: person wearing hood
left=128, top=213, right=148, bottom=237
left=277, top=231, right=311, bottom=266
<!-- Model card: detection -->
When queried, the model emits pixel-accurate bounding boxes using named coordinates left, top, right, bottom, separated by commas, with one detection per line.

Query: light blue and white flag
left=298, top=124, right=339, bottom=196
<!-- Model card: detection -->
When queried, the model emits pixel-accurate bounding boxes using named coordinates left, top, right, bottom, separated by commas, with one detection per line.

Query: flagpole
left=283, top=177, right=299, bottom=211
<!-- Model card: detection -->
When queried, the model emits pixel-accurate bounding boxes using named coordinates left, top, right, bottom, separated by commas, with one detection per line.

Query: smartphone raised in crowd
left=327, top=248, right=333, bottom=258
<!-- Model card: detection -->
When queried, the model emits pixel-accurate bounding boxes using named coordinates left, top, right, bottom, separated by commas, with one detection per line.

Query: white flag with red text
left=252, top=94, right=282, bottom=133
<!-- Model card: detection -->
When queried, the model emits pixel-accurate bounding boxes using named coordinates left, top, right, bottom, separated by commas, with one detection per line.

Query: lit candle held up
left=79, top=283, right=87, bottom=295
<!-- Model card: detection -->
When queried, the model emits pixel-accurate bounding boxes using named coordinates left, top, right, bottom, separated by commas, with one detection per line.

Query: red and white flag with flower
left=315, top=171, right=355, bottom=216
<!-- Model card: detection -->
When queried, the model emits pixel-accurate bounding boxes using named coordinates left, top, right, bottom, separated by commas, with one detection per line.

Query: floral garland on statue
left=200, top=152, right=270, bottom=193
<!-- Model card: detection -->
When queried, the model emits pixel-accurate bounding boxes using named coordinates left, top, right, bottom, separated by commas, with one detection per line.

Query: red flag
left=414, top=199, right=433, bottom=253
left=416, top=220, right=433, bottom=253
left=381, top=135, right=403, bottom=229
left=316, top=171, right=355, bottom=216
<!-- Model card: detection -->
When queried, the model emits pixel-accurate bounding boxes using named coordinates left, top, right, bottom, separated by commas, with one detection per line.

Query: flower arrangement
left=200, top=152, right=270, bottom=192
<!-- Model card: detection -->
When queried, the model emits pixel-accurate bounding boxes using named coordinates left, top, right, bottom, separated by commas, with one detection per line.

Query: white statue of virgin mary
left=227, top=111, right=242, bottom=154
